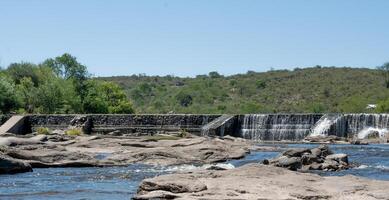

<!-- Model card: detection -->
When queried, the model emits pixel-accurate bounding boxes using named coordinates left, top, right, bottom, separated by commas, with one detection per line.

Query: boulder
left=282, top=148, right=310, bottom=157
left=0, top=154, right=32, bottom=174
left=325, top=153, right=348, bottom=164
left=266, top=145, right=349, bottom=172
left=275, top=157, right=302, bottom=171
left=139, top=178, right=207, bottom=193
left=322, top=160, right=339, bottom=171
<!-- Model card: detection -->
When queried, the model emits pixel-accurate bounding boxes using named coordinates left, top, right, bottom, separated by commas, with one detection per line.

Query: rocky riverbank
left=0, top=133, right=256, bottom=174
left=134, top=163, right=389, bottom=200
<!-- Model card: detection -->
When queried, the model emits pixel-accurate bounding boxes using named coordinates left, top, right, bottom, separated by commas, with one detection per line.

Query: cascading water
left=357, top=127, right=389, bottom=139
left=240, top=114, right=321, bottom=141
left=309, top=114, right=389, bottom=139
left=346, top=114, right=389, bottom=135
left=309, top=114, right=345, bottom=137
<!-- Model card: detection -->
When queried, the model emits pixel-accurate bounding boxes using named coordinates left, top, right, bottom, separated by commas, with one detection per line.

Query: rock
left=0, top=135, right=47, bottom=146
left=304, top=135, right=347, bottom=143
left=308, top=162, right=322, bottom=170
left=138, top=178, right=207, bottom=193
left=322, top=159, right=339, bottom=171
left=133, top=190, right=180, bottom=200
left=108, top=130, right=122, bottom=136
left=301, top=153, right=320, bottom=165
left=317, top=144, right=333, bottom=157
left=135, top=164, right=389, bottom=200
left=1, top=134, right=251, bottom=171
left=326, top=153, right=348, bottom=164
left=310, top=147, right=322, bottom=157
left=0, top=154, right=32, bottom=174
left=262, top=159, right=270, bottom=165
left=282, top=148, right=310, bottom=157
left=351, top=140, right=369, bottom=145
left=275, top=157, right=302, bottom=171
left=267, top=145, right=349, bottom=172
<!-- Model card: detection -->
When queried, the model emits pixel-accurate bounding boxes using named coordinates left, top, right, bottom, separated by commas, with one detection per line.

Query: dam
left=0, top=113, right=388, bottom=141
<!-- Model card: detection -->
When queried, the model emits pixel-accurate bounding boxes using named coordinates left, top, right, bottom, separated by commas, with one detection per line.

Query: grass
left=36, top=127, right=51, bottom=135
left=65, top=128, right=83, bottom=136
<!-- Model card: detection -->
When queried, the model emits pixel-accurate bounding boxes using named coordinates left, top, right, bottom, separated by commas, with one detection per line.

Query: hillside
left=99, top=67, right=389, bottom=114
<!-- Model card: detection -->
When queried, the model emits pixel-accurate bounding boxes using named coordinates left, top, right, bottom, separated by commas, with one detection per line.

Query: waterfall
left=309, top=114, right=345, bottom=137
left=346, top=114, right=389, bottom=138
left=309, top=114, right=389, bottom=139
left=240, top=114, right=321, bottom=141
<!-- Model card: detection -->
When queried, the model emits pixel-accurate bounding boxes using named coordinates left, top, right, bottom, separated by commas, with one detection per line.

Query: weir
left=1, top=114, right=389, bottom=141
left=239, top=114, right=322, bottom=141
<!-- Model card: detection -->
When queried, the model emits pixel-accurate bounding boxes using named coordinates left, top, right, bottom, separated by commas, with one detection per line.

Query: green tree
left=376, top=98, right=389, bottom=113
left=16, top=77, right=38, bottom=113
left=36, top=78, right=64, bottom=113
left=6, top=62, right=39, bottom=86
left=377, top=62, right=389, bottom=88
left=0, top=76, right=19, bottom=113
left=42, top=53, right=89, bottom=102
left=208, top=71, right=222, bottom=78
left=83, top=81, right=134, bottom=114
left=176, top=91, right=193, bottom=107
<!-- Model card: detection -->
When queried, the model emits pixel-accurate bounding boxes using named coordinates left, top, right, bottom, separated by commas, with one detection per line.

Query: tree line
left=0, top=54, right=134, bottom=114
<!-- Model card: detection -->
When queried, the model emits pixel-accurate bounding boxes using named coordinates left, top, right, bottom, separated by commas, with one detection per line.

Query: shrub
left=36, top=127, right=51, bottom=135
left=65, top=128, right=83, bottom=136
left=178, top=129, right=189, bottom=138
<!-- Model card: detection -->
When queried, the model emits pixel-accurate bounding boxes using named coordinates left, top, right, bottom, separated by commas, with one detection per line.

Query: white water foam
left=310, top=118, right=332, bottom=137
left=357, top=127, right=389, bottom=139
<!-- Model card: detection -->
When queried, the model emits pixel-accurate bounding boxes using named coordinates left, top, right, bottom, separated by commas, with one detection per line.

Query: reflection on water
left=0, top=144, right=388, bottom=199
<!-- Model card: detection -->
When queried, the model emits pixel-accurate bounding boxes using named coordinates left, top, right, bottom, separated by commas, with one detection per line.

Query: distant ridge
left=99, top=67, right=388, bottom=114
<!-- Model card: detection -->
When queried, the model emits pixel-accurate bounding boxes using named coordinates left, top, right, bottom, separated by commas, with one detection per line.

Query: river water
left=1, top=144, right=388, bottom=200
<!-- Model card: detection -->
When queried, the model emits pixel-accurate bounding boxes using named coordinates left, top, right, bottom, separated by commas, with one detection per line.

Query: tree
left=83, top=81, right=134, bottom=114
left=42, top=53, right=89, bottom=101
left=36, top=78, right=64, bottom=113
left=16, top=77, right=38, bottom=113
left=377, top=62, right=389, bottom=88
left=176, top=91, right=193, bottom=107
left=6, top=62, right=39, bottom=86
left=0, top=77, right=19, bottom=113
left=208, top=71, right=222, bottom=78
left=376, top=98, right=389, bottom=113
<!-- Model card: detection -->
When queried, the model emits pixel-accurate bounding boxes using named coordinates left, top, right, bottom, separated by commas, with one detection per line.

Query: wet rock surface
left=0, top=154, right=32, bottom=174
left=134, top=163, right=389, bottom=200
left=0, top=133, right=252, bottom=174
left=264, top=145, right=350, bottom=171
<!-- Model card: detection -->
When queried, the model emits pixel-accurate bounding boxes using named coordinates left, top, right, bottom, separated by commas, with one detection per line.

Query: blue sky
left=0, top=0, right=388, bottom=77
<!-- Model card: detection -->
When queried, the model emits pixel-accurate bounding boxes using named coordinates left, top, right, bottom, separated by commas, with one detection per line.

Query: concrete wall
left=26, top=114, right=221, bottom=135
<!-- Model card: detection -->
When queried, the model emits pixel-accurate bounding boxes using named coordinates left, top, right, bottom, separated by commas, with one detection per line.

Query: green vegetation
left=65, top=128, right=83, bottom=136
left=0, top=54, right=134, bottom=114
left=36, top=127, right=51, bottom=135
left=101, top=66, right=389, bottom=113
left=1, top=54, right=389, bottom=114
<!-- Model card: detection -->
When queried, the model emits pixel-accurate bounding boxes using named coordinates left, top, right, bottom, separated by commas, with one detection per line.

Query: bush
left=178, top=129, right=189, bottom=138
left=65, top=128, right=83, bottom=136
left=36, top=127, right=51, bottom=135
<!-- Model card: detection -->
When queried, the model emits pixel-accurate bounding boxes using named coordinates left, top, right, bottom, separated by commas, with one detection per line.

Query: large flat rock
left=135, top=163, right=389, bottom=200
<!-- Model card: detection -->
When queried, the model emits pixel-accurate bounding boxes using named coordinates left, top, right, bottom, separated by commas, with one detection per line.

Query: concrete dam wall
left=1, top=114, right=388, bottom=141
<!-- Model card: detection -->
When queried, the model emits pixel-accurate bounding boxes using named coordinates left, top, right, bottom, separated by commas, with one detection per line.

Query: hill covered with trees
left=1, top=53, right=389, bottom=114
left=100, top=66, right=389, bottom=114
